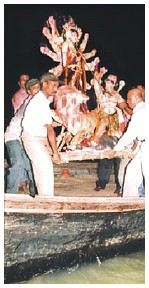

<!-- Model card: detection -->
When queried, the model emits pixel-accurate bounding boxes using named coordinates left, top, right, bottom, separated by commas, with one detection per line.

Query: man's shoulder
left=12, top=88, right=27, bottom=98
left=135, top=101, right=145, bottom=113
left=30, top=90, right=43, bottom=101
left=26, top=91, right=43, bottom=106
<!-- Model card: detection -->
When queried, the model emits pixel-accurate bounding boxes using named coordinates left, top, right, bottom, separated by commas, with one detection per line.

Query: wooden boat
left=4, top=193, right=145, bottom=283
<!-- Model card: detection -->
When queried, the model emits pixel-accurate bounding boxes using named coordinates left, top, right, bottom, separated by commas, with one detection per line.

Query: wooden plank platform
left=59, top=148, right=130, bottom=163
left=5, top=194, right=145, bottom=214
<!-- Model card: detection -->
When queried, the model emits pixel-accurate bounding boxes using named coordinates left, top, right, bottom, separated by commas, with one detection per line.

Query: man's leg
left=95, top=158, right=113, bottom=190
left=21, top=142, right=36, bottom=196
left=138, top=181, right=145, bottom=197
left=123, top=150, right=143, bottom=197
left=22, top=135, right=54, bottom=196
left=113, top=158, right=121, bottom=193
left=5, top=140, right=26, bottom=194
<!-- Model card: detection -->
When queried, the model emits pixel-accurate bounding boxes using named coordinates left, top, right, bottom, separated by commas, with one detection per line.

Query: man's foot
left=29, top=192, right=35, bottom=198
left=18, top=182, right=29, bottom=194
left=29, top=181, right=37, bottom=197
left=116, top=192, right=123, bottom=197
left=94, top=186, right=105, bottom=191
left=114, top=188, right=121, bottom=194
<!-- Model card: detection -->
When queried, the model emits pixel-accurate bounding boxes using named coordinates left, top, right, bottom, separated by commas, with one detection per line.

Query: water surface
left=22, top=250, right=145, bottom=284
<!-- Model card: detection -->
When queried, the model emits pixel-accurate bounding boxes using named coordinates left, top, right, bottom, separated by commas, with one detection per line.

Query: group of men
left=4, top=72, right=145, bottom=198
left=5, top=73, right=61, bottom=197
left=5, top=78, right=40, bottom=196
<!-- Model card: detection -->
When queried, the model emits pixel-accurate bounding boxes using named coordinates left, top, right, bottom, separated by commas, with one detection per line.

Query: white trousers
left=141, top=141, right=145, bottom=178
left=123, top=149, right=143, bottom=197
left=22, top=132, right=54, bottom=196
left=118, top=156, right=130, bottom=189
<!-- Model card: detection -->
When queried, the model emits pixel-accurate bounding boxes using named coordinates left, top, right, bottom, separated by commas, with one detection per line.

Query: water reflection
left=22, top=251, right=145, bottom=284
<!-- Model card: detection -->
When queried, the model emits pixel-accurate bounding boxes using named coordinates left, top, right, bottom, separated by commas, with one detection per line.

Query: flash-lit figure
left=92, top=71, right=132, bottom=144
left=40, top=15, right=99, bottom=93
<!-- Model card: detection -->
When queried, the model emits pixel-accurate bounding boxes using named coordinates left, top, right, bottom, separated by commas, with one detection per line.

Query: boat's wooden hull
left=4, top=194, right=145, bottom=283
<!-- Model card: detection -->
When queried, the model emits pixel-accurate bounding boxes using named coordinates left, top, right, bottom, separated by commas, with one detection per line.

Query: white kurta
left=5, top=96, right=32, bottom=143
left=114, top=101, right=145, bottom=197
left=22, top=91, right=54, bottom=196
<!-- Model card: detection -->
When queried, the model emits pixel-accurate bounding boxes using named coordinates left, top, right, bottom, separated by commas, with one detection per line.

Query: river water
left=22, top=250, right=145, bottom=284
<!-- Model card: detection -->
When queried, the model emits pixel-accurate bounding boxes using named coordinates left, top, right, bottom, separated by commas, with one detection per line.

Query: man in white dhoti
left=112, top=87, right=145, bottom=197
left=21, top=73, right=61, bottom=197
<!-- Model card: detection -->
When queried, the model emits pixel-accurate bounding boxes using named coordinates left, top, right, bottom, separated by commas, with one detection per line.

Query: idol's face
left=105, top=75, right=117, bottom=92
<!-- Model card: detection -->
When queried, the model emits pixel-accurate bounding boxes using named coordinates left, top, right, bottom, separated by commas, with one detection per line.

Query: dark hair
left=103, top=74, right=119, bottom=91
left=19, top=73, right=29, bottom=80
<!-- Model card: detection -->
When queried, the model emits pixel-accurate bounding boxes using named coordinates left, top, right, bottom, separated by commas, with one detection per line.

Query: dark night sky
left=4, top=4, right=145, bottom=127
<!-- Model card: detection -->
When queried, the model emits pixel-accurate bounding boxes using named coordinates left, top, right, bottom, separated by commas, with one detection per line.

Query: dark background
left=4, top=4, right=145, bottom=128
